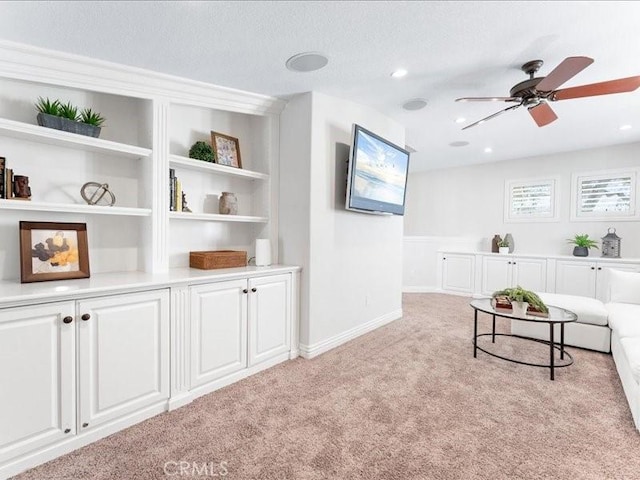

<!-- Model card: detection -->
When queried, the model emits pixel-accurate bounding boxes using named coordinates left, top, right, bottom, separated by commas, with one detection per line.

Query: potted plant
left=497, top=239, right=510, bottom=254
left=492, top=285, right=549, bottom=317
left=35, top=97, right=105, bottom=138
left=189, top=141, right=215, bottom=162
left=567, top=234, right=599, bottom=257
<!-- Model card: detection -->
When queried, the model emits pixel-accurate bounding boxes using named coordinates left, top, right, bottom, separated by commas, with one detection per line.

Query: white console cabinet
left=480, top=255, right=546, bottom=295
left=440, top=253, right=475, bottom=294
left=0, top=289, right=169, bottom=468
left=190, top=273, right=292, bottom=390
left=554, top=260, right=640, bottom=302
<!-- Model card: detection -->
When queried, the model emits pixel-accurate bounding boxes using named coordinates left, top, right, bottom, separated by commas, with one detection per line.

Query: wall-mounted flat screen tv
left=345, top=124, right=410, bottom=216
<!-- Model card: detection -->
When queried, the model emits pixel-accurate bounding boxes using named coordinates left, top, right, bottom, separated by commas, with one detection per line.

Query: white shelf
left=0, top=199, right=151, bottom=217
left=169, top=211, right=268, bottom=223
left=0, top=117, right=152, bottom=159
left=169, top=155, right=269, bottom=180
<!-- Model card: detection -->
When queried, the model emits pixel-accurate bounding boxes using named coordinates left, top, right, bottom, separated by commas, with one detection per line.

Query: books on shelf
left=169, top=168, right=183, bottom=212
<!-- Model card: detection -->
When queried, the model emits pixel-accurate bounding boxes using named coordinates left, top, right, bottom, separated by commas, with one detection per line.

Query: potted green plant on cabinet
left=35, top=97, right=104, bottom=138
left=567, top=234, right=599, bottom=257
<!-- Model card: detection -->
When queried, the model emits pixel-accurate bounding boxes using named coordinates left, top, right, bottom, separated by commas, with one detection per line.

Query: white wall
left=403, top=142, right=640, bottom=289
left=280, top=91, right=405, bottom=353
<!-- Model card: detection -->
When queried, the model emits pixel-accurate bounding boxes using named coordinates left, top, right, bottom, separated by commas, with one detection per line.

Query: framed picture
left=211, top=131, right=242, bottom=168
left=19, top=221, right=90, bottom=283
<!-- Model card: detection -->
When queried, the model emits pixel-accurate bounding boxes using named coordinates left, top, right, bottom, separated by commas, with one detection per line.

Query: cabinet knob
left=81, top=313, right=91, bottom=321
left=597, top=267, right=602, bottom=271
left=507, top=261, right=511, bottom=265
left=63, top=316, right=73, bottom=324
left=591, top=267, right=595, bottom=270
left=443, top=257, right=446, bottom=260
left=64, top=428, right=71, bottom=434
left=512, top=262, right=516, bottom=265
left=251, top=287, right=257, bottom=292
left=243, top=289, right=248, bottom=294
left=82, top=423, right=89, bottom=428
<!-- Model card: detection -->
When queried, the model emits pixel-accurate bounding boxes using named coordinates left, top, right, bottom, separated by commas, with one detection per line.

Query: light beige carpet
left=15, top=293, right=640, bottom=479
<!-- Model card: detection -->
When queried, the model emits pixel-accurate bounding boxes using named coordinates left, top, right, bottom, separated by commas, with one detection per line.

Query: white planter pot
left=511, top=301, right=529, bottom=317
left=498, top=247, right=509, bottom=254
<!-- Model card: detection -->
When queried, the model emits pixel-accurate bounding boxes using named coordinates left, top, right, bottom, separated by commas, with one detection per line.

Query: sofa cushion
left=609, top=269, right=640, bottom=305
left=606, top=303, right=640, bottom=338
left=536, top=292, right=609, bottom=326
left=619, top=337, right=640, bottom=384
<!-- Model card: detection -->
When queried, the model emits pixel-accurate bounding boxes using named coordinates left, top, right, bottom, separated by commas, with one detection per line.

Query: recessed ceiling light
left=402, top=98, right=428, bottom=111
left=285, top=52, right=329, bottom=72
left=455, top=117, right=466, bottom=124
left=449, top=141, right=470, bottom=147
left=484, top=147, right=493, bottom=153
left=620, top=124, right=632, bottom=131
left=391, top=69, right=408, bottom=78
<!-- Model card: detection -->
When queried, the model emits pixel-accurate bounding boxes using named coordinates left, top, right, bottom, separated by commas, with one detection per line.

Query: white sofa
left=511, top=270, right=640, bottom=432
left=606, top=270, right=640, bottom=432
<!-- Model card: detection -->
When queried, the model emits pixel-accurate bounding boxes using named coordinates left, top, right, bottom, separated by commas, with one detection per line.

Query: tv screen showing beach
left=350, top=128, right=409, bottom=213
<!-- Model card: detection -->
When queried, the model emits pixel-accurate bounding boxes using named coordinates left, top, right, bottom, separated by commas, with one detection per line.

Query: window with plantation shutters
left=504, top=177, right=559, bottom=222
left=571, top=169, right=639, bottom=221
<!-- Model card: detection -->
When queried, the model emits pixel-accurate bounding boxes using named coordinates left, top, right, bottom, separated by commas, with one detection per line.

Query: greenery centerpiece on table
left=492, top=285, right=549, bottom=316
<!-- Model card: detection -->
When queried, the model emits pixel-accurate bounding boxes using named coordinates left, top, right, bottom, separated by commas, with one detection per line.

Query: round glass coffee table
left=469, top=298, right=577, bottom=380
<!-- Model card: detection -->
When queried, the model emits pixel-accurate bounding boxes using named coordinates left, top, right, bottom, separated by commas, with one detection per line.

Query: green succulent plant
left=79, top=108, right=105, bottom=127
left=58, top=101, right=79, bottom=121
left=567, top=234, right=599, bottom=249
left=497, top=239, right=509, bottom=247
left=189, top=141, right=215, bottom=162
left=35, top=96, right=61, bottom=115
left=492, top=285, right=549, bottom=313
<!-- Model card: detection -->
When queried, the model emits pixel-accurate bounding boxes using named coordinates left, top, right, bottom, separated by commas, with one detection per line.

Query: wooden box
left=189, top=250, right=247, bottom=270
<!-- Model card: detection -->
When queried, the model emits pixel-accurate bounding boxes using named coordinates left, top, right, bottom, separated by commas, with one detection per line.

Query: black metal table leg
left=474, top=309, right=478, bottom=358
left=549, top=323, right=555, bottom=381
left=560, top=323, right=565, bottom=360
left=492, top=314, right=496, bottom=343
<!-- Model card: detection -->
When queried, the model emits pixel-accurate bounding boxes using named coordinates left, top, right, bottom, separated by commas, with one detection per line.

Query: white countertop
left=438, top=250, right=640, bottom=263
left=0, top=265, right=301, bottom=308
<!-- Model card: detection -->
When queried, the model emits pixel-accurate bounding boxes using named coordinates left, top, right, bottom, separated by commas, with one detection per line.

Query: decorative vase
left=218, top=192, right=238, bottom=215
left=499, top=246, right=509, bottom=255
left=511, top=301, right=529, bottom=317
left=491, top=234, right=502, bottom=253
left=504, top=233, right=514, bottom=253
left=573, top=246, right=589, bottom=257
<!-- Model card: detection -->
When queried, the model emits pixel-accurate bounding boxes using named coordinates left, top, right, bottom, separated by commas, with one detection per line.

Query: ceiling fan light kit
left=456, top=56, right=640, bottom=130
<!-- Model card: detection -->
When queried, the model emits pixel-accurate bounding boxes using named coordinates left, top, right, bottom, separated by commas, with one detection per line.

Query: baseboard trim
left=299, top=309, right=403, bottom=359
left=167, top=392, right=194, bottom=411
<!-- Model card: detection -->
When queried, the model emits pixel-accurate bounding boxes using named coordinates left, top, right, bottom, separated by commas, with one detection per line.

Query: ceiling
left=1, top=1, right=639, bottom=172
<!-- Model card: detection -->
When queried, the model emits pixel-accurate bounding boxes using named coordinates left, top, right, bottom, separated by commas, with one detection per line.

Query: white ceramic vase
left=499, top=246, right=509, bottom=254
left=511, top=301, right=529, bottom=317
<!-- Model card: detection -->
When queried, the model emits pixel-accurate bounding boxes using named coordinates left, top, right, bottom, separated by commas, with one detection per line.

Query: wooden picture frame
left=211, top=131, right=242, bottom=168
left=19, top=221, right=90, bottom=283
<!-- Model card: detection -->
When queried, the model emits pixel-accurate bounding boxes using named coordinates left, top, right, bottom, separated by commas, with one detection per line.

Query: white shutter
left=505, top=178, right=558, bottom=222
left=571, top=169, right=638, bottom=221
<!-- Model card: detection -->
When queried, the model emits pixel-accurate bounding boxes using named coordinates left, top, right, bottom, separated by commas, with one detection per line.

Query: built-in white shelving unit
left=169, top=154, right=269, bottom=180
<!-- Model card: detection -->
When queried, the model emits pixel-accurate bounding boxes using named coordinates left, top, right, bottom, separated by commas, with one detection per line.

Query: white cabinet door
left=442, top=254, right=475, bottom=294
left=190, top=280, right=247, bottom=388
left=595, top=262, right=640, bottom=302
left=481, top=256, right=512, bottom=295
left=512, top=257, right=547, bottom=292
left=0, top=302, right=75, bottom=463
left=554, top=260, right=597, bottom=297
left=77, top=290, right=169, bottom=431
left=248, top=274, right=291, bottom=366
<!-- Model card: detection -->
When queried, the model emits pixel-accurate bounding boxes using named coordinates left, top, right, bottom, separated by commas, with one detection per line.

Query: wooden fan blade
left=528, top=102, right=558, bottom=127
left=461, top=104, right=521, bottom=130
left=536, top=56, right=593, bottom=92
left=552, top=76, right=640, bottom=100
left=456, top=97, right=521, bottom=102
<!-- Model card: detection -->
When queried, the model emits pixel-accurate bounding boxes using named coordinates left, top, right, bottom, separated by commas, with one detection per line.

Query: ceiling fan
left=455, top=56, right=640, bottom=130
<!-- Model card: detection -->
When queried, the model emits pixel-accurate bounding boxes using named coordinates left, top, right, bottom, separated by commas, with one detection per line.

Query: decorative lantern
left=601, top=228, right=621, bottom=258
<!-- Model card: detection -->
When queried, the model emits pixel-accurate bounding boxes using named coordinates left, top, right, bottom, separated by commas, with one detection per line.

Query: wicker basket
left=189, top=250, right=247, bottom=270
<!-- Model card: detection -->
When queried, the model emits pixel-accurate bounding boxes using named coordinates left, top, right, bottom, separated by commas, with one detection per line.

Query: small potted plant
left=498, top=239, right=510, bottom=254
left=35, top=97, right=105, bottom=138
left=567, top=234, right=599, bottom=257
left=78, top=108, right=105, bottom=138
left=189, top=141, right=215, bottom=162
left=35, top=97, right=62, bottom=130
